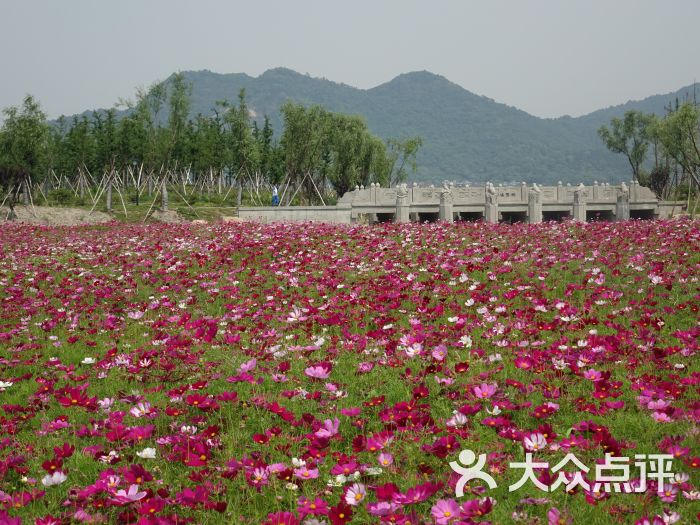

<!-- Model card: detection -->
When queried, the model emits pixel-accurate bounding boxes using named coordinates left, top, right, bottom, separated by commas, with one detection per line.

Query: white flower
left=446, top=412, right=468, bottom=428
left=81, top=357, right=96, bottom=365
left=552, top=358, right=568, bottom=370
left=130, top=402, right=152, bottom=418
left=42, top=471, right=67, bottom=486
left=292, top=457, right=306, bottom=468
left=682, top=490, right=700, bottom=501
left=99, top=451, right=120, bottom=463
left=523, top=433, right=547, bottom=452
left=405, top=342, right=423, bottom=358
left=327, top=474, right=348, bottom=487
left=136, top=448, right=156, bottom=459
left=97, top=397, right=115, bottom=412
left=0, top=381, right=13, bottom=391
left=459, top=335, right=472, bottom=347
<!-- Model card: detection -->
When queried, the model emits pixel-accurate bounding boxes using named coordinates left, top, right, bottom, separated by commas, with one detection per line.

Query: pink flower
left=635, top=517, right=666, bottom=525
left=648, top=400, right=670, bottom=410
left=358, top=362, right=374, bottom=373
left=345, top=483, right=367, bottom=506
left=652, top=412, right=672, bottom=423
left=314, top=418, right=340, bottom=438
left=548, top=507, right=572, bottom=525
left=514, top=356, right=534, bottom=370
left=432, top=345, right=448, bottom=361
left=658, top=484, right=678, bottom=503
left=239, top=358, right=257, bottom=373
left=431, top=499, right=460, bottom=524
left=112, top=484, right=147, bottom=503
left=367, top=501, right=399, bottom=516
left=583, top=369, right=602, bottom=381
left=473, top=383, right=497, bottom=399
left=378, top=452, right=394, bottom=467
left=297, top=496, right=329, bottom=517
left=304, top=362, right=332, bottom=379
left=293, top=467, right=319, bottom=480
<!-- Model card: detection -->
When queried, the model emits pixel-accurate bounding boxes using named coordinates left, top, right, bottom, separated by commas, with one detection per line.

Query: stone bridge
left=239, top=181, right=683, bottom=224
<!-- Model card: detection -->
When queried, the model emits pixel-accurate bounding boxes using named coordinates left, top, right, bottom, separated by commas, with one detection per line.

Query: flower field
left=0, top=219, right=698, bottom=525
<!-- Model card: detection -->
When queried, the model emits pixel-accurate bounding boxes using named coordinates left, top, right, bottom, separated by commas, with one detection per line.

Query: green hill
left=80, top=68, right=700, bottom=185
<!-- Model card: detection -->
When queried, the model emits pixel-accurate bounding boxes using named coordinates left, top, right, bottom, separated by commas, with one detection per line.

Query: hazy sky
left=2, top=0, right=699, bottom=120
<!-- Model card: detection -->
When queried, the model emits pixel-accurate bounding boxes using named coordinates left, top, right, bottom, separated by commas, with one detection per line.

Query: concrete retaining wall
left=238, top=205, right=352, bottom=223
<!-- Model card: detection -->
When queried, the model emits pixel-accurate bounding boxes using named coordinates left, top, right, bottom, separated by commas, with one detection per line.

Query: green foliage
left=0, top=95, right=49, bottom=179
left=385, top=136, right=423, bottom=185
left=277, top=102, right=397, bottom=202
left=28, top=69, right=700, bottom=186
left=597, top=110, right=652, bottom=182
left=649, top=165, right=670, bottom=198
left=652, top=103, right=700, bottom=189
left=47, top=188, right=74, bottom=206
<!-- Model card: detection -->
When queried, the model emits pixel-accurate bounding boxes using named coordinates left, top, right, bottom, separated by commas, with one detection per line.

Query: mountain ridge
left=70, top=68, right=699, bottom=184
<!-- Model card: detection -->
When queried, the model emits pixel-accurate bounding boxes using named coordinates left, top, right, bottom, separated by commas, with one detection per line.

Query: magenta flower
left=548, top=507, right=572, bottom=525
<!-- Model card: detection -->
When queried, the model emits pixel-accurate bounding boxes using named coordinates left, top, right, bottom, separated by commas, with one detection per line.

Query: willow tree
left=279, top=102, right=332, bottom=204
left=0, top=95, right=49, bottom=212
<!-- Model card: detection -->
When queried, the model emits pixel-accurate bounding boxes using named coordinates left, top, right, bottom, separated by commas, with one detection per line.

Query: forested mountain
left=82, top=68, right=699, bottom=184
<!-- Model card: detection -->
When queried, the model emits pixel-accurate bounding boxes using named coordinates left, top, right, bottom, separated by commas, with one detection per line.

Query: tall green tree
left=0, top=95, right=49, bottom=180
left=222, top=89, right=257, bottom=176
left=280, top=102, right=333, bottom=204
left=93, top=109, right=119, bottom=170
left=65, top=116, right=96, bottom=174
left=133, top=81, right=167, bottom=170
left=384, top=136, right=422, bottom=186
left=598, top=110, right=652, bottom=182
left=165, top=73, right=192, bottom=167
left=653, top=102, right=700, bottom=189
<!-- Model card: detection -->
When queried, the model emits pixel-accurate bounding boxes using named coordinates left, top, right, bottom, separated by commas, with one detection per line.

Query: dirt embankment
left=0, top=205, right=113, bottom=226
left=1, top=206, right=246, bottom=226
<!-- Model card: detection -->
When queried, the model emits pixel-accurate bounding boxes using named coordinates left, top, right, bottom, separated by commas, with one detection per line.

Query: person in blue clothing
left=271, top=186, right=280, bottom=206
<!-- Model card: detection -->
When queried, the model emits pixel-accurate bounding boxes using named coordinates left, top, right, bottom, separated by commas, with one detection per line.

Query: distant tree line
left=0, top=73, right=422, bottom=210
left=598, top=101, right=700, bottom=201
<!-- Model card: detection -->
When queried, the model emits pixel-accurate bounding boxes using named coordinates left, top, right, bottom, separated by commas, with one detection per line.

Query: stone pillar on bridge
left=484, top=182, right=499, bottom=223
left=527, top=183, right=543, bottom=224
left=616, top=182, right=630, bottom=222
left=573, top=183, right=587, bottom=222
left=629, top=179, right=639, bottom=202
left=395, top=183, right=410, bottom=223
left=439, top=182, right=454, bottom=222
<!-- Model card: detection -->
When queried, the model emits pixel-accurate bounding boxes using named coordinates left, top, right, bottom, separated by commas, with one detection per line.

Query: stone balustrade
left=239, top=180, right=682, bottom=223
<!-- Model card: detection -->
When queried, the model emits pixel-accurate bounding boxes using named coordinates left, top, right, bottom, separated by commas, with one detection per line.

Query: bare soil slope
left=0, top=205, right=113, bottom=226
